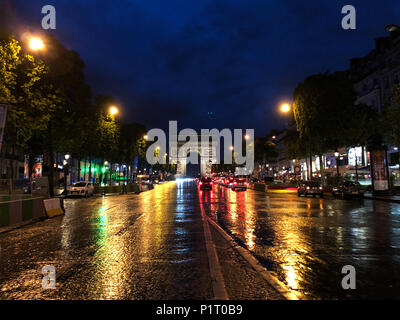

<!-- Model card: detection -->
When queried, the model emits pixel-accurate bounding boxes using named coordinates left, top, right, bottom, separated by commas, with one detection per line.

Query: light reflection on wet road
left=1, top=180, right=399, bottom=299
left=0, top=181, right=212, bottom=300
left=200, top=184, right=400, bottom=299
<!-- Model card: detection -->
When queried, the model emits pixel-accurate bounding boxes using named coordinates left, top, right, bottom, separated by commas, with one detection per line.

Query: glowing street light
left=29, top=37, right=45, bottom=51
left=109, top=106, right=119, bottom=116
left=244, top=134, right=250, bottom=140
left=280, top=103, right=291, bottom=113
left=143, top=135, right=148, bottom=140
left=230, top=146, right=234, bottom=151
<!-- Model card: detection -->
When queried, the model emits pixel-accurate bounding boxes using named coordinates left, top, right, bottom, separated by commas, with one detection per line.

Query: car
left=297, top=181, right=323, bottom=198
left=225, top=177, right=235, bottom=188
left=231, top=177, right=248, bottom=191
left=68, top=181, right=94, bottom=197
left=199, top=177, right=213, bottom=191
left=332, top=181, right=364, bottom=199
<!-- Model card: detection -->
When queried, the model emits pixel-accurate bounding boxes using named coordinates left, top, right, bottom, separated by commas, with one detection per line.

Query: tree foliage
left=293, top=71, right=358, bottom=155
left=0, top=36, right=58, bottom=148
left=254, top=137, right=278, bottom=163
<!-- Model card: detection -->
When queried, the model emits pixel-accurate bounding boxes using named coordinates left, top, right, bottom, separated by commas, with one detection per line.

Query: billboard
left=371, top=149, right=389, bottom=191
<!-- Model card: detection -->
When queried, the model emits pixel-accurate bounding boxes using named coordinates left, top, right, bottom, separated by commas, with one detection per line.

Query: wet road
left=1, top=180, right=399, bottom=300
left=0, top=182, right=213, bottom=299
left=201, top=184, right=400, bottom=299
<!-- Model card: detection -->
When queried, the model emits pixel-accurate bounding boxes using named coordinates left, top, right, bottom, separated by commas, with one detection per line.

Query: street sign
left=294, top=165, right=301, bottom=175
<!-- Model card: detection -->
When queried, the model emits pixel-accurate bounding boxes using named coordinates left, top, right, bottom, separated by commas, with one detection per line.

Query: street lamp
left=109, top=106, right=119, bottom=116
left=143, top=135, right=148, bottom=140
left=244, top=134, right=250, bottom=140
left=63, top=154, right=70, bottom=196
left=280, top=103, right=291, bottom=113
left=28, top=37, right=45, bottom=51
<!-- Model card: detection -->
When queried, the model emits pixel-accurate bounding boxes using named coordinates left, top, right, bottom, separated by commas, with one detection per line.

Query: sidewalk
left=364, top=192, right=400, bottom=203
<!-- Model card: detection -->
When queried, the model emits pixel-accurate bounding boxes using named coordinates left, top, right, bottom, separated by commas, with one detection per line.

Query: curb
left=363, top=195, right=400, bottom=204
left=200, top=212, right=229, bottom=300
left=207, top=218, right=306, bottom=300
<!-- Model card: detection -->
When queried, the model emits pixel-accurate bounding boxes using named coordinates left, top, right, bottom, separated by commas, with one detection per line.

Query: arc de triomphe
left=170, top=134, right=217, bottom=177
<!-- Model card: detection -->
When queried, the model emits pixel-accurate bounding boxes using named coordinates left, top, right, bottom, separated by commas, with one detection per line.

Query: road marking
left=199, top=205, right=229, bottom=300
left=207, top=217, right=306, bottom=300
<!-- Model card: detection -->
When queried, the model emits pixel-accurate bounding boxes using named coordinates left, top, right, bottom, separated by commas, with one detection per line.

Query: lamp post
left=334, top=151, right=340, bottom=177
left=104, top=161, right=109, bottom=186
left=63, top=154, right=70, bottom=196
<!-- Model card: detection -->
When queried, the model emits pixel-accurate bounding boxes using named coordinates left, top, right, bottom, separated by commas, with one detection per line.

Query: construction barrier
left=0, top=197, right=46, bottom=228
left=43, top=198, right=65, bottom=218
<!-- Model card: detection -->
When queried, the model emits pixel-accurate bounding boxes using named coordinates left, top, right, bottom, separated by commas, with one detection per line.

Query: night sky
left=10, top=0, right=400, bottom=136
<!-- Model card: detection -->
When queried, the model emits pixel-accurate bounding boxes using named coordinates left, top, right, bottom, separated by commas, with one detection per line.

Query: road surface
left=0, top=180, right=399, bottom=299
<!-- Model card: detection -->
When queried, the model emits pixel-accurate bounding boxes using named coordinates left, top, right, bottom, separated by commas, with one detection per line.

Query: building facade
left=350, top=25, right=400, bottom=185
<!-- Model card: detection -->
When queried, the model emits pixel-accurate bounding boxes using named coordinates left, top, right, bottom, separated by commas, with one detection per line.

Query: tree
left=284, top=129, right=310, bottom=160
left=0, top=36, right=56, bottom=149
left=117, top=122, right=146, bottom=181
left=293, top=71, right=358, bottom=184
left=382, top=84, right=400, bottom=176
left=0, top=36, right=61, bottom=183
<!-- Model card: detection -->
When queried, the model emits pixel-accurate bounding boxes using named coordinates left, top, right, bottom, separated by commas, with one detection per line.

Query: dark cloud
left=11, top=0, right=400, bottom=135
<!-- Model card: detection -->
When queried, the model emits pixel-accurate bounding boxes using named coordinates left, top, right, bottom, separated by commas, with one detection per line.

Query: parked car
left=231, top=177, right=248, bottom=191
left=297, top=181, right=323, bottom=198
left=68, top=181, right=94, bottom=197
left=332, top=181, right=364, bottom=199
left=199, top=177, right=213, bottom=191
